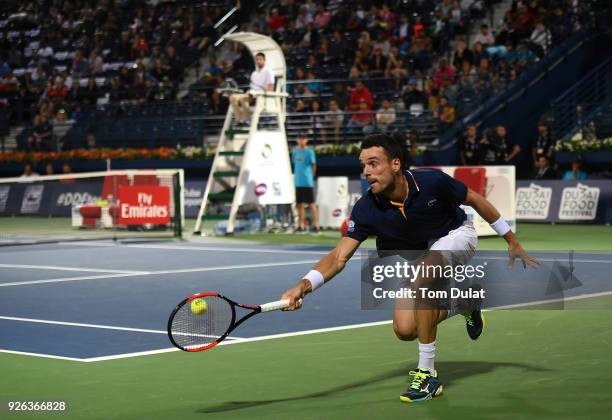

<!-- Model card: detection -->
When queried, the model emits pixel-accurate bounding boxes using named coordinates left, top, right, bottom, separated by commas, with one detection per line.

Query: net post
left=173, top=171, right=183, bottom=239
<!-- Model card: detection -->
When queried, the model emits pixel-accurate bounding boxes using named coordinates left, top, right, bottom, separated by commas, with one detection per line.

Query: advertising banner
left=516, top=180, right=612, bottom=223
left=118, top=186, right=171, bottom=225
left=316, top=177, right=350, bottom=228
left=184, top=178, right=206, bottom=218
left=236, top=131, right=295, bottom=205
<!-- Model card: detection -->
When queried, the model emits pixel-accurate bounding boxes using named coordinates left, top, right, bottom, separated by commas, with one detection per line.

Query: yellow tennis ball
left=190, top=298, right=208, bottom=315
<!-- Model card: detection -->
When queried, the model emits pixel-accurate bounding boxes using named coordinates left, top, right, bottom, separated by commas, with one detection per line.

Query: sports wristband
left=303, top=270, right=325, bottom=291
left=490, top=216, right=511, bottom=236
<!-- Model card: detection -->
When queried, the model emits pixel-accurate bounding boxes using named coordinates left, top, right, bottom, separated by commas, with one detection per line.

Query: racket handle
left=260, top=298, right=302, bottom=312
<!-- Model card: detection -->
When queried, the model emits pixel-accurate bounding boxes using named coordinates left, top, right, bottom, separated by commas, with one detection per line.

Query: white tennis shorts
left=428, top=220, right=478, bottom=266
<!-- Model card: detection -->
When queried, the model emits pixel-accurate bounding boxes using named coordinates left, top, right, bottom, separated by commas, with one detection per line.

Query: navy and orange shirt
left=347, top=169, right=468, bottom=250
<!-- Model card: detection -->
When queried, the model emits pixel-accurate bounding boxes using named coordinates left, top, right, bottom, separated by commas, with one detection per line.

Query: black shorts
left=295, top=187, right=314, bottom=204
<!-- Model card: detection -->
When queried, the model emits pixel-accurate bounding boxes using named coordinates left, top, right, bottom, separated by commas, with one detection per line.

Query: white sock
left=418, top=340, right=436, bottom=372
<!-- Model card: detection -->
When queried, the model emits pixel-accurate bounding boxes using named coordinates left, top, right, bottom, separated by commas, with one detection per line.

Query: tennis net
left=0, top=169, right=184, bottom=245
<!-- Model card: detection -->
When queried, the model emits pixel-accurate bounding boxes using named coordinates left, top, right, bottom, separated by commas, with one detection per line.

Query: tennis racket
left=167, top=292, right=296, bottom=352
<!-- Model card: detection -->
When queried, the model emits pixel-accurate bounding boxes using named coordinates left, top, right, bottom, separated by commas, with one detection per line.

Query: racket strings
left=170, top=296, right=233, bottom=350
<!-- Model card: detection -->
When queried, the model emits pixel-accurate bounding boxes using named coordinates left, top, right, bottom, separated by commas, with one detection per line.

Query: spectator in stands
left=452, top=38, right=474, bottom=68
left=52, top=109, right=73, bottom=145
left=49, top=79, right=69, bottom=103
left=59, top=162, right=76, bottom=184
left=208, top=89, right=228, bottom=115
left=300, top=22, right=319, bottom=48
left=20, top=163, right=39, bottom=178
left=333, top=83, right=349, bottom=109
left=472, top=41, right=484, bottom=65
left=534, top=155, right=558, bottom=180
left=310, top=100, right=324, bottom=141
left=26, top=114, right=52, bottom=151
left=323, top=99, right=344, bottom=144
left=316, top=38, right=334, bottom=65
left=267, top=8, right=287, bottom=32
left=370, top=48, right=387, bottom=77
left=296, top=4, right=314, bottom=29
left=562, top=158, right=588, bottom=180
left=305, top=71, right=321, bottom=94
left=330, top=30, right=346, bottom=56
left=440, top=78, right=459, bottom=106
left=394, top=14, right=411, bottom=46
left=314, top=4, right=331, bottom=29
left=427, top=84, right=441, bottom=116
left=82, top=78, right=100, bottom=106
left=406, top=130, right=419, bottom=163
left=437, top=96, right=456, bottom=129
left=71, top=50, right=89, bottom=79
left=495, top=125, right=521, bottom=165
left=459, top=123, right=481, bottom=165
left=151, top=58, right=171, bottom=83
left=514, top=4, right=536, bottom=40
left=376, top=98, right=397, bottom=132
left=45, top=163, right=55, bottom=175
left=473, top=24, right=495, bottom=47
left=347, top=99, right=374, bottom=133
left=0, top=70, right=19, bottom=93
left=229, top=52, right=274, bottom=124
left=532, top=122, right=554, bottom=167
left=479, top=127, right=500, bottom=165
left=402, top=78, right=427, bottom=111
left=348, top=81, right=373, bottom=112
left=529, top=20, right=552, bottom=56
left=433, top=58, right=456, bottom=90
left=346, top=10, right=362, bottom=31
left=291, top=133, right=319, bottom=233
left=89, top=50, right=104, bottom=75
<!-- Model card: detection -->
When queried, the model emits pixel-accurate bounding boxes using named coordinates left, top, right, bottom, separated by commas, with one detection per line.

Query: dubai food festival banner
left=237, top=131, right=295, bottom=205
left=516, top=180, right=612, bottom=223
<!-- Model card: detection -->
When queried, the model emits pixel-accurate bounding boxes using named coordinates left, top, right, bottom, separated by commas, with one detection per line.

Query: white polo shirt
left=250, top=66, right=275, bottom=91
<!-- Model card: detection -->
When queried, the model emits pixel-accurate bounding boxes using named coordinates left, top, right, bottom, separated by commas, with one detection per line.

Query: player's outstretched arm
left=464, top=189, right=540, bottom=270
left=281, top=236, right=361, bottom=310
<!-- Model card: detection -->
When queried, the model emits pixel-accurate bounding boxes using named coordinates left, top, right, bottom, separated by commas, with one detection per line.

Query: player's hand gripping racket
left=167, top=292, right=298, bottom=352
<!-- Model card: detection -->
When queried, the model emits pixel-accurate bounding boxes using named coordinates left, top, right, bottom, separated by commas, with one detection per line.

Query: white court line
left=85, top=347, right=179, bottom=362
left=0, top=349, right=85, bottom=362
left=69, top=241, right=330, bottom=255
left=0, top=259, right=319, bottom=287
left=476, top=256, right=612, bottom=264
left=0, top=315, right=243, bottom=340
left=485, top=289, right=612, bottom=310
left=0, top=263, right=147, bottom=274
left=0, top=273, right=144, bottom=287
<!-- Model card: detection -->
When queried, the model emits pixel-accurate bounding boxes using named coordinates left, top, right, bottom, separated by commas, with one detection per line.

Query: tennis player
left=280, top=133, right=540, bottom=403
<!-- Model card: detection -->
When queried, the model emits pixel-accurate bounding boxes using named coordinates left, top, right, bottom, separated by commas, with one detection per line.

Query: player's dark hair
left=361, top=133, right=409, bottom=170
left=256, top=52, right=265, bottom=60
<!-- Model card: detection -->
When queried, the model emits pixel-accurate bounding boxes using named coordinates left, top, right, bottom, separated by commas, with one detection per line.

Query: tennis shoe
left=400, top=368, right=443, bottom=403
